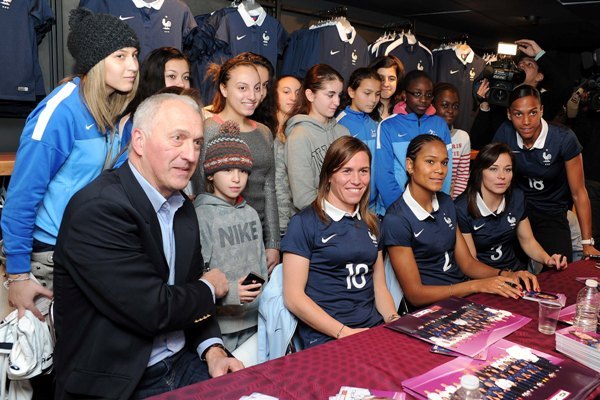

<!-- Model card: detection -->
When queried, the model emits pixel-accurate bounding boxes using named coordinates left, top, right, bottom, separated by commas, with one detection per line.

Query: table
left=0, top=152, right=15, bottom=176
left=152, top=260, right=600, bottom=400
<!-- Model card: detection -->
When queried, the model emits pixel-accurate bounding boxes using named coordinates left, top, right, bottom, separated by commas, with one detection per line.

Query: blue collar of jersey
left=516, top=119, right=548, bottom=150
left=403, top=186, right=439, bottom=221
left=237, top=3, right=267, bottom=27
left=476, top=192, right=506, bottom=217
left=323, top=200, right=361, bottom=221
left=131, top=0, right=164, bottom=10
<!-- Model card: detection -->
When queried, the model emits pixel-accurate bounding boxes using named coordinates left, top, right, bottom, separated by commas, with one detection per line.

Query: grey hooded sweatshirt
left=194, top=193, right=268, bottom=335
left=284, top=115, right=349, bottom=213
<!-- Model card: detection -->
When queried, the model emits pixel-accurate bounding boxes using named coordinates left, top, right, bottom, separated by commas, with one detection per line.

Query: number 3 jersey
left=281, top=202, right=383, bottom=347
left=454, top=189, right=528, bottom=270
left=493, top=119, right=582, bottom=214
left=381, top=188, right=466, bottom=286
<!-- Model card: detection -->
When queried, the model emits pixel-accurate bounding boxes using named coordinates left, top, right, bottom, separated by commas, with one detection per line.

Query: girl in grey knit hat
left=1, top=7, right=140, bottom=319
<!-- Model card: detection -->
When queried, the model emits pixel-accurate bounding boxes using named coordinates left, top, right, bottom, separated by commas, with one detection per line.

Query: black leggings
left=527, top=207, right=573, bottom=263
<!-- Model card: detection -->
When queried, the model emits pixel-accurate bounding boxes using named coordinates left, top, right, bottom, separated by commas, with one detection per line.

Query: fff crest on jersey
left=351, top=49, right=358, bottom=65
left=368, top=230, right=378, bottom=245
left=1, top=0, right=12, bottom=9
left=417, top=60, right=424, bottom=71
left=262, top=31, right=270, bottom=46
left=443, top=214, right=454, bottom=230
left=542, top=150, right=552, bottom=166
left=469, top=67, right=476, bottom=81
left=162, top=16, right=172, bottom=33
left=507, top=214, right=517, bottom=227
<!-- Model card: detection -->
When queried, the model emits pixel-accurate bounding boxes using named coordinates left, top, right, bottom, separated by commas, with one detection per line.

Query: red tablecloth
left=152, top=260, right=600, bottom=400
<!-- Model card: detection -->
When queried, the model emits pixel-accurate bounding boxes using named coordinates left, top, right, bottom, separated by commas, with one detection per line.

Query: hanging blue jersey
left=215, top=4, right=288, bottom=71
left=318, top=24, right=370, bottom=83
left=280, top=28, right=321, bottom=79
left=455, top=189, right=528, bottom=270
left=0, top=0, right=54, bottom=102
left=375, top=111, right=452, bottom=213
left=433, top=48, right=485, bottom=131
left=281, top=205, right=383, bottom=348
left=387, top=39, right=433, bottom=76
left=493, top=119, right=582, bottom=213
left=79, top=0, right=196, bottom=62
left=336, top=106, right=381, bottom=213
left=382, top=188, right=466, bottom=285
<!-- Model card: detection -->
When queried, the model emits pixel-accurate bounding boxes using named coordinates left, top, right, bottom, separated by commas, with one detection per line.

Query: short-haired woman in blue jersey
left=382, top=135, right=539, bottom=310
left=282, top=136, right=398, bottom=348
left=455, top=142, right=567, bottom=272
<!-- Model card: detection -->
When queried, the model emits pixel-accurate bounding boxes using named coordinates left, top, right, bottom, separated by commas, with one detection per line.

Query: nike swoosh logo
left=414, top=229, right=424, bottom=237
left=330, top=50, right=340, bottom=55
left=236, top=35, right=247, bottom=40
left=398, top=133, right=407, bottom=138
left=473, top=223, right=485, bottom=231
left=119, top=15, right=134, bottom=21
left=321, top=234, right=337, bottom=243
left=450, top=69, right=459, bottom=74
left=85, top=123, right=94, bottom=130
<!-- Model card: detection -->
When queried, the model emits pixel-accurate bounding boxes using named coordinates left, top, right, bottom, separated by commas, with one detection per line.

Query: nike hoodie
left=284, top=114, right=349, bottom=213
left=194, top=193, right=268, bottom=335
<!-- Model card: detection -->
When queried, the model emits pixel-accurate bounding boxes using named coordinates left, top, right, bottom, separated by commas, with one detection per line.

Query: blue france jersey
left=215, top=5, right=288, bottom=70
left=0, top=0, right=54, bottom=101
left=318, top=24, right=371, bottom=83
left=79, top=0, right=196, bottom=61
left=336, top=106, right=380, bottom=212
left=387, top=40, right=433, bottom=76
left=455, top=189, right=528, bottom=270
left=281, top=206, right=382, bottom=347
left=493, top=120, right=582, bottom=213
left=382, top=189, right=466, bottom=285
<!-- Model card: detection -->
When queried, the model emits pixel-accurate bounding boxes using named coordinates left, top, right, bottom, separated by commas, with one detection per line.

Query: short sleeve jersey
left=455, top=189, right=528, bottom=270
left=493, top=120, right=582, bottom=213
left=215, top=5, right=288, bottom=71
left=281, top=206, right=382, bottom=347
left=382, top=189, right=466, bottom=285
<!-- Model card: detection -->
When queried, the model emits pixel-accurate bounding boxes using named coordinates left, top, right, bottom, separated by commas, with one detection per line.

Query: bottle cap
left=585, top=279, right=598, bottom=288
left=460, top=374, right=480, bottom=390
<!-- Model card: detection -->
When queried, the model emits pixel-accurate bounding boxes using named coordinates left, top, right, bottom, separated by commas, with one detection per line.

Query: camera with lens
left=580, top=75, right=600, bottom=112
left=480, top=43, right=525, bottom=107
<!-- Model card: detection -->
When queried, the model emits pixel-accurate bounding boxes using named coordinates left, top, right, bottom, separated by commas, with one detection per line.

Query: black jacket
left=53, top=163, right=219, bottom=399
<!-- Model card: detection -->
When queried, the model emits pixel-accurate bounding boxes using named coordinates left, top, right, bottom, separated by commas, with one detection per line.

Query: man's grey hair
left=132, top=93, right=201, bottom=137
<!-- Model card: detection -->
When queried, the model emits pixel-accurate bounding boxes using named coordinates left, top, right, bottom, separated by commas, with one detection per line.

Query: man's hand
left=8, top=278, right=53, bottom=321
left=201, top=269, right=229, bottom=299
left=515, top=39, right=543, bottom=58
left=205, top=346, right=244, bottom=377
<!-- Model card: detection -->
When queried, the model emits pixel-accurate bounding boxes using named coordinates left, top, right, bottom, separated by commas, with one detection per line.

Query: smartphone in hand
left=241, top=272, right=265, bottom=291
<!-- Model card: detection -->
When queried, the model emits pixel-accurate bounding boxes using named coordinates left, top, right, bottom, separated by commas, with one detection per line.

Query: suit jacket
left=53, top=163, right=219, bottom=399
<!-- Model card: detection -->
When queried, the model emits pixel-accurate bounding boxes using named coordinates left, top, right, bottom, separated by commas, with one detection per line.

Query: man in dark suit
left=53, top=93, right=244, bottom=399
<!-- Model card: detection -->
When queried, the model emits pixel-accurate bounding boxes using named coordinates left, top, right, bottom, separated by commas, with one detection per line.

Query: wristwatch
left=200, top=343, right=232, bottom=361
left=581, top=238, right=595, bottom=246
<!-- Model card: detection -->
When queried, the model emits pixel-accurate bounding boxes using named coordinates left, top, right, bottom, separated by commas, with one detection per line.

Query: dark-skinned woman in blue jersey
left=382, top=134, right=539, bottom=311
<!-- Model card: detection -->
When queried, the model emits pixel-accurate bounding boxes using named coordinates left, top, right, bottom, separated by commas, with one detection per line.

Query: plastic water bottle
left=450, top=374, right=483, bottom=400
left=573, top=279, right=600, bottom=332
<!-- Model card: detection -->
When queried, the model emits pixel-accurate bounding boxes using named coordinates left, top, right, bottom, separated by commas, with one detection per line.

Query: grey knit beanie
left=67, top=7, right=140, bottom=74
left=204, top=121, right=253, bottom=176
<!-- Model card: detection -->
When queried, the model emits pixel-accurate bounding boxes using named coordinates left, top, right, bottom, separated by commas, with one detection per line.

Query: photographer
left=573, top=86, right=600, bottom=246
left=471, top=39, right=571, bottom=149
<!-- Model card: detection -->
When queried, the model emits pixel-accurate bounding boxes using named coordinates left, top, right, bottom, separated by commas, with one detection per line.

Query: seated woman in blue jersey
left=455, top=142, right=568, bottom=273
left=493, top=85, right=600, bottom=262
left=282, top=136, right=398, bottom=348
left=381, top=134, right=539, bottom=310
